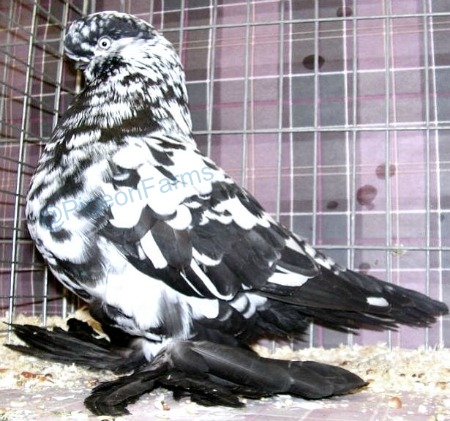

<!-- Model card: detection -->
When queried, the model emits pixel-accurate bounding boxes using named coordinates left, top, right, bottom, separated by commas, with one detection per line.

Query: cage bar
left=0, top=0, right=448, bottom=350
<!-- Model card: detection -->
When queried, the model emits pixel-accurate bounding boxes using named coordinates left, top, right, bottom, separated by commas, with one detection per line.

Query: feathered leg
left=6, top=321, right=366, bottom=416
left=85, top=340, right=367, bottom=416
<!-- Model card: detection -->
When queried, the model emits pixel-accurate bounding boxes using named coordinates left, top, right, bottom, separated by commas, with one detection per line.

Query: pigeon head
left=65, top=12, right=157, bottom=66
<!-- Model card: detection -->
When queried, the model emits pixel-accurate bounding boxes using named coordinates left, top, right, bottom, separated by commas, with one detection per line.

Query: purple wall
left=0, top=0, right=448, bottom=348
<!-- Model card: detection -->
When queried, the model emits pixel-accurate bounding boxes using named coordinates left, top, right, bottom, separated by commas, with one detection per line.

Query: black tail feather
left=260, top=267, right=448, bottom=333
left=5, top=321, right=146, bottom=374
left=341, top=270, right=449, bottom=326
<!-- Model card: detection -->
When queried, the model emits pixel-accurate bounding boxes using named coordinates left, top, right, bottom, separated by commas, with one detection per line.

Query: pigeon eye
left=97, top=36, right=112, bottom=50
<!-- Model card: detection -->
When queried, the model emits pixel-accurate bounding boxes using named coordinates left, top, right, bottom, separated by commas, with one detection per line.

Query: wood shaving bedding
left=1, top=313, right=449, bottom=420
left=2, top=313, right=450, bottom=394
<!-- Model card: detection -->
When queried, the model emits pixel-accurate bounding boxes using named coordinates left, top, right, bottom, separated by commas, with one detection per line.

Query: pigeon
left=7, top=11, right=448, bottom=416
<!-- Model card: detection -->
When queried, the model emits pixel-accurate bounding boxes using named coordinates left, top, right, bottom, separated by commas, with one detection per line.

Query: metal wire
left=1, top=0, right=85, bottom=330
left=423, top=0, right=432, bottom=348
left=426, top=0, right=446, bottom=347
left=7, top=0, right=40, bottom=338
left=0, top=0, right=448, bottom=349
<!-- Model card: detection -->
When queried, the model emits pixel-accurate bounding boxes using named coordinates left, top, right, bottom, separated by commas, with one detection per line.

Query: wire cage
left=1, top=0, right=450, bottom=357
left=1, top=1, right=450, bottom=419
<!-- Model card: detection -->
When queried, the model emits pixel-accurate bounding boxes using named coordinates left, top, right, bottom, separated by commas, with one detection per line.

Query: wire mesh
left=0, top=0, right=449, bottom=349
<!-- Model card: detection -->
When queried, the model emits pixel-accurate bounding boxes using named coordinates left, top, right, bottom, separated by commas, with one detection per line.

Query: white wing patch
left=104, top=184, right=146, bottom=229
left=284, top=237, right=306, bottom=254
left=268, top=271, right=310, bottom=287
left=229, top=293, right=267, bottom=318
left=192, top=248, right=221, bottom=266
left=187, top=296, right=220, bottom=319
left=165, top=205, right=192, bottom=230
left=137, top=164, right=197, bottom=216
left=301, top=240, right=336, bottom=270
left=213, top=197, right=266, bottom=230
left=140, top=231, right=168, bottom=269
left=201, top=209, right=233, bottom=225
left=367, top=297, right=390, bottom=307
left=314, top=255, right=335, bottom=270
left=190, top=260, right=234, bottom=300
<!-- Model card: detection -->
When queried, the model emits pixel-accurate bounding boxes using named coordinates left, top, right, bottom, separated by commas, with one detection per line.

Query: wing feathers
left=97, top=135, right=447, bottom=332
left=150, top=220, right=192, bottom=269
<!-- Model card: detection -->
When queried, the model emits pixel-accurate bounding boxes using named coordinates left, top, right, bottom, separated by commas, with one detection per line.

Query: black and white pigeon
left=8, top=11, right=448, bottom=416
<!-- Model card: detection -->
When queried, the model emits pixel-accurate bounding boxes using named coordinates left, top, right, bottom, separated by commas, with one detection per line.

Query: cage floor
left=1, top=316, right=449, bottom=420
left=1, top=388, right=449, bottom=421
